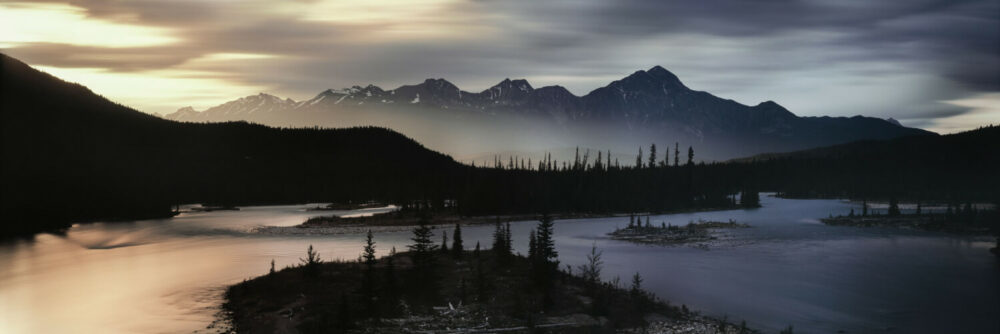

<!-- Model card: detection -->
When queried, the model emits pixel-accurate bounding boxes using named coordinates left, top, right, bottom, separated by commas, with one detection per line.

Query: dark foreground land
left=225, top=248, right=759, bottom=333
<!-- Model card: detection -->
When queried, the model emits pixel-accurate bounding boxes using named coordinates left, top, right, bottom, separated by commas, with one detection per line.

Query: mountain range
left=1, top=53, right=461, bottom=236
left=2, top=52, right=993, bottom=238
left=165, top=66, right=934, bottom=160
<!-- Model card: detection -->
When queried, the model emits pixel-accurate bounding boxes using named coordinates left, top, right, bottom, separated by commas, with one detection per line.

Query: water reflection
left=0, top=197, right=996, bottom=333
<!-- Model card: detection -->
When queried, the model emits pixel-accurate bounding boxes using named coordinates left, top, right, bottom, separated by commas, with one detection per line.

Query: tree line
left=4, top=53, right=997, bottom=237
left=234, top=216, right=676, bottom=331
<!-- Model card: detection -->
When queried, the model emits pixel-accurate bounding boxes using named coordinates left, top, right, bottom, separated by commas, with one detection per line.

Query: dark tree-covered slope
left=736, top=125, right=1000, bottom=201
left=1, top=53, right=463, bottom=236
left=3, top=53, right=994, bottom=238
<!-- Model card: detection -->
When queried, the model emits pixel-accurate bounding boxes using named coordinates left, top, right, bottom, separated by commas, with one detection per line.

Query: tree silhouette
left=687, top=146, right=694, bottom=166
left=300, top=244, right=321, bottom=277
left=527, top=229, right=537, bottom=262
left=578, top=243, right=603, bottom=285
left=888, top=198, right=901, bottom=217
left=451, top=223, right=463, bottom=258
left=674, top=142, right=680, bottom=166
left=648, top=143, right=657, bottom=169
left=536, top=214, right=557, bottom=261
left=361, top=230, right=377, bottom=318
left=440, top=231, right=449, bottom=253
left=636, top=146, right=643, bottom=169
left=408, top=219, right=439, bottom=301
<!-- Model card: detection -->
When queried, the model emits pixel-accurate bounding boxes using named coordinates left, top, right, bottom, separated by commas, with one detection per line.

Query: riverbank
left=255, top=206, right=743, bottom=236
left=253, top=211, right=617, bottom=235
left=224, top=247, right=760, bottom=333
left=820, top=214, right=996, bottom=235
left=306, top=202, right=388, bottom=211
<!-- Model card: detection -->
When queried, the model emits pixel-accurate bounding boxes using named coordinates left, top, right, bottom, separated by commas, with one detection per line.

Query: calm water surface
left=0, top=196, right=997, bottom=333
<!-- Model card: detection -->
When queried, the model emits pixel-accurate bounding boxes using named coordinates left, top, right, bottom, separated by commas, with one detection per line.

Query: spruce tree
left=362, top=230, right=377, bottom=318
left=441, top=231, right=449, bottom=253
left=408, top=219, right=439, bottom=301
left=578, top=243, right=603, bottom=284
left=492, top=220, right=505, bottom=254
left=300, top=244, right=321, bottom=277
left=630, top=272, right=643, bottom=300
left=451, top=223, right=464, bottom=258
left=504, top=222, right=513, bottom=255
left=537, top=215, right=557, bottom=261
left=408, top=219, right=438, bottom=267
left=888, top=198, right=901, bottom=217
left=649, top=143, right=657, bottom=169
left=533, top=214, right=559, bottom=307
left=528, top=229, right=538, bottom=261
left=636, top=147, right=643, bottom=169
left=363, top=230, right=377, bottom=266
left=574, top=147, right=581, bottom=170
left=674, top=142, right=680, bottom=166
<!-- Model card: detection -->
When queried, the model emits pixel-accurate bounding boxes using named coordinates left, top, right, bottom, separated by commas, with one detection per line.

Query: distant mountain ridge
left=167, top=66, right=933, bottom=160
left=166, top=66, right=797, bottom=125
left=0, top=53, right=462, bottom=237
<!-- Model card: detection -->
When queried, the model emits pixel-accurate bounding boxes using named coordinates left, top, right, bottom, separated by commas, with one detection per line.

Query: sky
left=1, top=0, right=998, bottom=134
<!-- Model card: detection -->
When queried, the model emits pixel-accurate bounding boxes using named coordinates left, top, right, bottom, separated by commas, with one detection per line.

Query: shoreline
left=608, top=220, right=751, bottom=246
left=254, top=206, right=743, bottom=236
left=820, top=215, right=996, bottom=236
left=223, top=248, right=763, bottom=333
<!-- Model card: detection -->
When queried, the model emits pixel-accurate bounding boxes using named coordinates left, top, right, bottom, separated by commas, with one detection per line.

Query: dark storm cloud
left=6, top=43, right=192, bottom=70
left=11, top=0, right=997, bottom=89
left=479, top=0, right=999, bottom=91
left=2, top=0, right=997, bottom=129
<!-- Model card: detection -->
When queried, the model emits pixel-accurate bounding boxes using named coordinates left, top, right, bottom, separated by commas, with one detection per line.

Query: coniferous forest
left=5, top=0, right=1000, bottom=332
left=3, top=53, right=999, bottom=238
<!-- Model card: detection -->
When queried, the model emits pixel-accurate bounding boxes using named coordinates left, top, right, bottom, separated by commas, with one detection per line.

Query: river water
left=1, top=196, right=997, bottom=333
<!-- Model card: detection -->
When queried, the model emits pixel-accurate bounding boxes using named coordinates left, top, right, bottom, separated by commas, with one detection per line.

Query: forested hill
left=3, top=52, right=994, bottom=238
left=0, top=54, right=464, bottom=236
left=736, top=125, right=1000, bottom=200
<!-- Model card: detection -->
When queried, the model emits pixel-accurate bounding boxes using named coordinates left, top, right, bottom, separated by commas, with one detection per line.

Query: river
left=1, top=196, right=996, bottom=333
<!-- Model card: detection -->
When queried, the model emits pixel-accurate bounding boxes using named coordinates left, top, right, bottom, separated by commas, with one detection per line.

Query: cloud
left=0, top=0, right=997, bottom=130
left=926, top=92, right=1000, bottom=133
